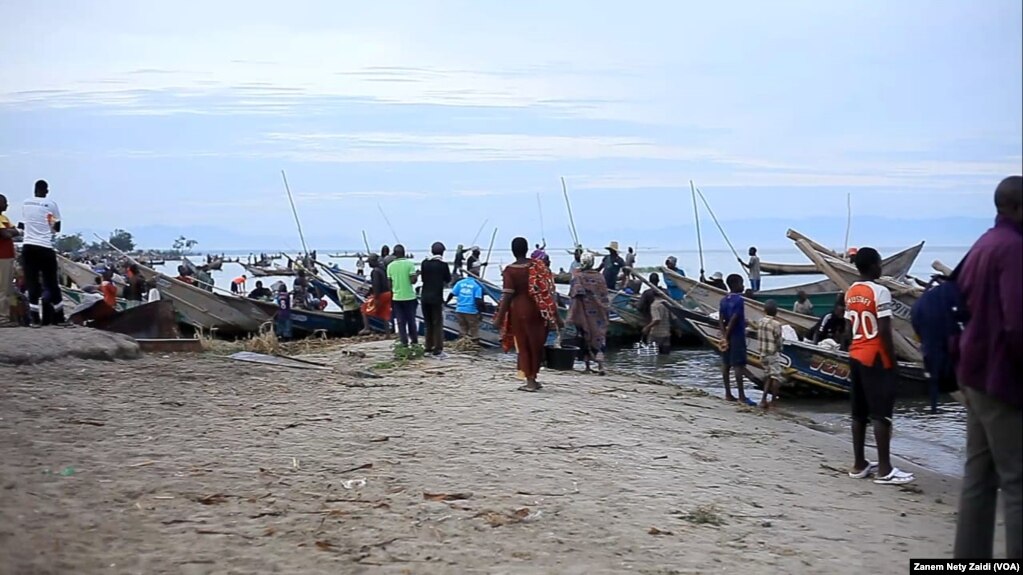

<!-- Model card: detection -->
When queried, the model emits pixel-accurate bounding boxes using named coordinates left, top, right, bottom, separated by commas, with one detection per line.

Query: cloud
left=253, top=131, right=721, bottom=163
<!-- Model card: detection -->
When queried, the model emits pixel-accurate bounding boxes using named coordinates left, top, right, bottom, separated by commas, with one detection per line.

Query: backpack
left=910, top=258, right=970, bottom=394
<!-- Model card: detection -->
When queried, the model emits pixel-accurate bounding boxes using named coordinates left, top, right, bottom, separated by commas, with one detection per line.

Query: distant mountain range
left=71, top=216, right=992, bottom=252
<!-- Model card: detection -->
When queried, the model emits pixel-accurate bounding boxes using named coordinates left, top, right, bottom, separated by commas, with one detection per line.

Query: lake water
left=606, top=347, right=967, bottom=478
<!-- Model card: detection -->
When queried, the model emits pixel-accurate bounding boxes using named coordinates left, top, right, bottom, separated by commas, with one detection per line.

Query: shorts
left=850, top=358, right=896, bottom=424
left=456, top=312, right=480, bottom=339
left=762, top=353, right=783, bottom=379
left=721, top=339, right=747, bottom=367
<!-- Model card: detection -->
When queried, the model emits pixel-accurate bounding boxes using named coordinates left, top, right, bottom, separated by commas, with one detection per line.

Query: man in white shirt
left=21, top=179, right=65, bottom=325
left=741, top=246, right=762, bottom=292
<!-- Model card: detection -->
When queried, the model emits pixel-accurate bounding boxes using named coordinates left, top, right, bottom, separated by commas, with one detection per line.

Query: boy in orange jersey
left=844, top=247, right=914, bottom=485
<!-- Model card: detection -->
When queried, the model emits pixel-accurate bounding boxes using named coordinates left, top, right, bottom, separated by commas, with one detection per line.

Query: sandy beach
left=0, top=330, right=966, bottom=574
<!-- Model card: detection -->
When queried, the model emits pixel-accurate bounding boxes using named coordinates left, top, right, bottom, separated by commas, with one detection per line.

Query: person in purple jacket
left=953, top=175, right=1022, bottom=560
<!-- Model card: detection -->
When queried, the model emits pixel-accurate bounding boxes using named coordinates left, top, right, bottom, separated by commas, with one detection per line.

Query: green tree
left=172, top=236, right=198, bottom=254
left=108, top=229, right=136, bottom=252
left=53, top=233, right=86, bottom=254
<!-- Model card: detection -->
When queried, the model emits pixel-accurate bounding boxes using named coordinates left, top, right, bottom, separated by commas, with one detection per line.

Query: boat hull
left=680, top=309, right=929, bottom=396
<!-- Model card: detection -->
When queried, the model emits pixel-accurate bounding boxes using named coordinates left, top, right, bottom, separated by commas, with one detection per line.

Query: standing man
left=420, top=242, right=452, bottom=357
left=757, top=300, right=784, bottom=408
left=452, top=244, right=465, bottom=279
left=380, top=245, right=395, bottom=269
left=663, top=256, right=685, bottom=300
left=356, top=254, right=366, bottom=277
left=387, top=244, right=419, bottom=347
left=21, top=180, right=65, bottom=326
left=194, top=264, right=214, bottom=292
left=126, top=264, right=146, bottom=304
left=0, top=194, right=21, bottom=326
left=597, top=241, right=625, bottom=290
left=642, top=289, right=672, bottom=354
left=636, top=272, right=661, bottom=321
left=465, top=246, right=481, bottom=274
left=741, top=246, right=762, bottom=292
left=954, top=175, right=1022, bottom=560
left=531, top=242, right=547, bottom=261
left=359, top=254, right=392, bottom=335
left=569, top=248, right=583, bottom=276
left=718, top=274, right=751, bottom=405
left=624, top=246, right=637, bottom=272
left=447, top=273, right=484, bottom=344
left=845, top=247, right=914, bottom=485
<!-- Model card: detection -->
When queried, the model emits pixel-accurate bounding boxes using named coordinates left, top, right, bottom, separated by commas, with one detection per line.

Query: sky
left=1, top=0, right=1020, bottom=250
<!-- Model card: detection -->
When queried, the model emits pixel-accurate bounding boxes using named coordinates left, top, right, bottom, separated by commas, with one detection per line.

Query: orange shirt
left=844, top=281, right=894, bottom=369
left=101, top=281, right=118, bottom=308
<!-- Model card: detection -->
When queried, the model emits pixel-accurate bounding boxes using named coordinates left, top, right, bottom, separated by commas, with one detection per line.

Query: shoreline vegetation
left=0, top=332, right=976, bottom=573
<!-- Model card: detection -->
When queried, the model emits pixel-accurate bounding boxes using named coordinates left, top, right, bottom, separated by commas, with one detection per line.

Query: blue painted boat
left=215, top=293, right=361, bottom=338
left=678, top=307, right=929, bottom=396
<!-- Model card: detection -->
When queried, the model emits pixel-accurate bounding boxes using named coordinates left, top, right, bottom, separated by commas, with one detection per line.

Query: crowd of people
left=2, top=172, right=1020, bottom=560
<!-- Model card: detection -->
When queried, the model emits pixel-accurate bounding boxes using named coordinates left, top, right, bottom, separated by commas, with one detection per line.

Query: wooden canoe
left=659, top=267, right=819, bottom=337
left=792, top=239, right=922, bottom=362
left=759, top=233, right=924, bottom=278
left=681, top=308, right=929, bottom=396
left=132, top=263, right=266, bottom=335
left=242, top=263, right=297, bottom=278
left=56, top=254, right=127, bottom=295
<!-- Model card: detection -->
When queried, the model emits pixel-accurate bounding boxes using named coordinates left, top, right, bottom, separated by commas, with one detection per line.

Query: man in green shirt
left=387, top=244, right=420, bottom=346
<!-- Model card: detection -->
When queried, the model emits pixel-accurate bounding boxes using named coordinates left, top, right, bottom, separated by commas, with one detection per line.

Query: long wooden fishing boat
left=752, top=237, right=925, bottom=314
left=769, top=230, right=924, bottom=279
left=61, top=286, right=130, bottom=313
left=56, top=254, right=127, bottom=295
left=468, top=271, right=648, bottom=340
left=791, top=239, right=923, bottom=363
left=752, top=285, right=842, bottom=317
left=759, top=241, right=923, bottom=277
left=680, top=309, right=929, bottom=397
left=215, top=294, right=362, bottom=338
left=132, top=263, right=265, bottom=335
left=313, top=263, right=502, bottom=345
left=660, top=267, right=819, bottom=336
left=241, top=263, right=298, bottom=278
left=69, top=300, right=181, bottom=340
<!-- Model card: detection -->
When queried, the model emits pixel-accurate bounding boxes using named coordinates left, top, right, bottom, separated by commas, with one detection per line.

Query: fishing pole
left=481, top=227, right=498, bottom=280
left=376, top=204, right=402, bottom=245
left=281, top=170, right=310, bottom=257
left=536, top=192, right=546, bottom=246
left=471, top=219, right=489, bottom=247
left=690, top=180, right=705, bottom=275
left=561, top=177, right=580, bottom=248
left=843, top=193, right=852, bottom=256
left=361, top=230, right=371, bottom=255
left=695, top=186, right=746, bottom=276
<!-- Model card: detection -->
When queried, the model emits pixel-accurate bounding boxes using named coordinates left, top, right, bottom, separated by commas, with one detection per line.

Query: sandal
left=848, top=461, right=878, bottom=479
left=874, top=467, right=915, bottom=485
left=517, top=385, right=540, bottom=393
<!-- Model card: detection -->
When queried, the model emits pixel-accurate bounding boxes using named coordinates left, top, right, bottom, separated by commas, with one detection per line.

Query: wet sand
left=0, top=338, right=965, bottom=574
